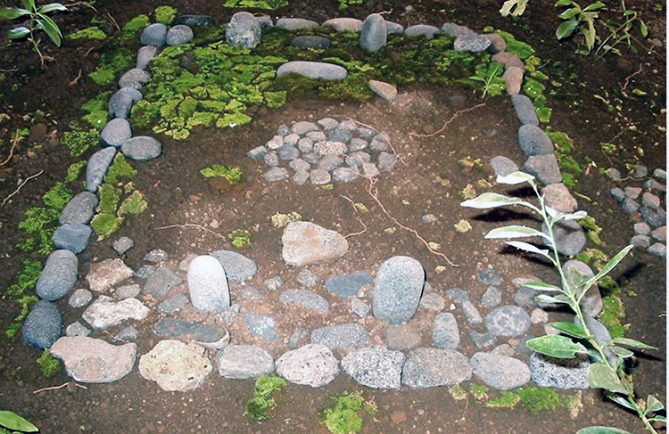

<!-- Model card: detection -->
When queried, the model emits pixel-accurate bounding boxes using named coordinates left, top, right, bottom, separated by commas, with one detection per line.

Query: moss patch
left=5, top=259, right=41, bottom=337
left=80, top=92, right=111, bottom=130
left=469, top=383, right=489, bottom=400
left=223, top=0, right=288, bottom=9
left=122, top=14, right=150, bottom=36
left=244, top=375, right=288, bottom=421
left=118, top=191, right=148, bottom=216
left=61, top=128, right=98, bottom=157
left=88, top=48, right=135, bottom=87
left=547, top=130, right=583, bottom=188
left=37, top=349, right=61, bottom=378
left=516, top=387, right=562, bottom=413
left=228, top=229, right=252, bottom=248
left=69, top=26, right=107, bottom=41
left=321, top=391, right=377, bottom=434
left=485, top=391, right=521, bottom=409
left=154, top=5, right=177, bottom=25
left=200, top=165, right=243, bottom=183
left=91, top=213, right=123, bottom=238
left=65, top=160, right=86, bottom=183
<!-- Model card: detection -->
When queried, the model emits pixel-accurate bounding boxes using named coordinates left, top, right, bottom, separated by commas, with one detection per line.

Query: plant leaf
left=611, top=337, right=657, bottom=351
left=583, top=1, right=605, bottom=12
left=485, top=225, right=547, bottom=240
left=604, top=391, right=636, bottom=411
left=554, top=0, right=572, bottom=6
left=556, top=19, right=579, bottom=39
left=39, top=2, right=68, bottom=13
left=461, top=192, right=528, bottom=209
left=639, top=20, right=648, bottom=38
left=522, top=281, right=562, bottom=292
left=559, top=7, right=581, bottom=19
left=0, top=7, right=31, bottom=19
left=608, top=345, right=634, bottom=358
left=576, top=427, right=633, bottom=434
left=588, top=363, right=628, bottom=394
left=36, top=15, right=62, bottom=46
left=506, top=241, right=551, bottom=258
left=580, top=245, right=633, bottom=294
left=535, top=294, right=570, bottom=305
left=648, top=416, right=666, bottom=423
left=561, top=210, right=588, bottom=220
left=8, top=26, right=30, bottom=39
left=527, top=335, right=587, bottom=359
left=496, top=171, right=535, bottom=185
left=645, top=394, right=664, bottom=415
left=21, top=0, right=36, bottom=12
left=0, top=411, right=39, bottom=432
left=549, top=321, right=588, bottom=339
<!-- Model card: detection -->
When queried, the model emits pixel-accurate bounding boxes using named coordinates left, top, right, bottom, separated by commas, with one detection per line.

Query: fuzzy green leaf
left=522, top=281, right=562, bottom=292
left=461, top=192, right=526, bottom=209
left=587, top=363, right=628, bottom=394
left=485, top=225, right=547, bottom=240
left=506, top=241, right=551, bottom=258
left=496, top=171, right=535, bottom=185
left=559, top=8, right=580, bottom=20
left=576, top=427, right=633, bottom=434
left=535, top=294, right=570, bottom=305
left=0, top=411, right=39, bottom=432
left=548, top=321, right=588, bottom=339
left=610, top=337, right=657, bottom=351
left=608, top=345, right=634, bottom=359
left=0, top=7, right=31, bottom=19
left=527, top=335, right=587, bottom=359
left=604, top=391, right=636, bottom=411
left=580, top=245, right=633, bottom=295
left=645, top=395, right=664, bottom=415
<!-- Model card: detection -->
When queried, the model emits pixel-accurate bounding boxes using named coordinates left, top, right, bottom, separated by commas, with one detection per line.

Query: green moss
left=229, top=229, right=252, bottom=249
left=448, top=384, right=468, bottom=401
left=5, top=259, right=42, bottom=337
left=546, top=130, right=582, bottom=187
left=61, top=128, right=98, bottom=157
left=486, top=391, right=521, bottom=409
left=37, top=349, right=61, bottom=378
left=496, top=31, right=536, bottom=59
left=118, top=191, right=148, bottom=216
left=264, top=90, right=287, bottom=108
left=97, top=184, right=121, bottom=214
left=89, top=48, right=134, bottom=86
left=91, top=213, right=123, bottom=238
left=339, top=0, right=364, bottom=10
left=123, top=14, right=150, bottom=35
left=200, top=165, right=243, bottom=183
left=271, top=212, right=302, bottom=228
left=16, top=183, right=73, bottom=254
left=516, top=387, right=562, bottom=413
left=223, top=0, right=288, bottom=9
left=105, top=154, right=137, bottom=185
left=244, top=375, right=288, bottom=421
left=80, top=92, right=111, bottom=130
left=69, top=26, right=107, bottom=41
left=65, top=161, right=87, bottom=184
left=322, top=391, right=377, bottom=434
left=470, top=383, right=489, bottom=400
left=580, top=216, right=603, bottom=245
left=130, top=100, right=161, bottom=130
left=42, top=182, right=73, bottom=210
left=575, top=248, right=609, bottom=270
left=154, top=5, right=177, bottom=25
left=598, top=277, right=629, bottom=338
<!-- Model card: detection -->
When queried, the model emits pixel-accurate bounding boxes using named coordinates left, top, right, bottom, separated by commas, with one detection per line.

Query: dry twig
left=33, top=381, right=87, bottom=394
left=408, top=103, right=486, bottom=140
left=68, top=69, right=82, bottom=86
left=1, top=170, right=44, bottom=206
left=154, top=223, right=227, bottom=240
left=344, top=218, right=368, bottom=239
left=0, top=131, right=22, bottom=166
left=621, top=64, right=643, bottom=94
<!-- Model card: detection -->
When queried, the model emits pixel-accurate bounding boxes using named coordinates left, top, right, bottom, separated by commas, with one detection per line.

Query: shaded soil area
left=0, top=1, right=665, bottom=433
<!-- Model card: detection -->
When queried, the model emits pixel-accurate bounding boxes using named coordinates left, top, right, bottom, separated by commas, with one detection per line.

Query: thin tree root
left=408, top=103, right=487, bottom=140
left=33, top=381, right=87, bottom=394
left=1, top=169, right=44, bottom=206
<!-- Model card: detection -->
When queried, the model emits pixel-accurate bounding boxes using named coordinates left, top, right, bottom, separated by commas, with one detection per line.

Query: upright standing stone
left=372, top=256, right=425, bottom=324
left=187, top=255, right=230, bottom=312
left=226, top=12, right=261, bottom=49
left=360, top=14, right=387, bottom=52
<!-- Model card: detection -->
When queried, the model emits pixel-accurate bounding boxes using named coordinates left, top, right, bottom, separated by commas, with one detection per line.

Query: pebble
left=332, top=167, right=359, bottom=183
left=470, top=352, right=531, bottom=390
left=166, top=24, right=193, bottom=46
left=297, top=138, right=314, bottom=153
left=311, top=323, right=369, bottom=349
left=136, top=45, right=159, bottom=70
left=22, top=301, right=62, bottom=349
left=402, top=348, right=471, bottom=388
left=485, top=305, right=531, bottom=337
left=87, top=258, right=134, bottom=293
left=518, top=125, right=554, bottom=156
left=368, top=79, right=398, bottom=101
left=279, top=289, right=330, bottom=313
left=373, top=256, right=425, bottom=324
left=101, top=118, right=132, bottom=148
left=121, top=136, right=163, bottom=161
left=468, top=330, right=496, bottom=349
left=211, top=250, right=258, bottom=283
left=276, top=344, right=339, bottom=387
left=276, top=61, right=347, bottom=81
left=153, top=319, right=229, bottom=348
left=118, top=68, right=151, bottom=90
left=112, top=237, right=134, bottom=255
left=281, top=221, right=348, bottom=267
left=325, top=272, right=372, bottom=297
left=68, top=288, right=93, bottom=308
left=485, top=33, right=507, bottom=53
left=479, top=268, right=503, bottom=286
left=652, top=226, right=666, bottom=242
left=323, top=17, right=363, bottom=32
left=114, top=325, right=138, bottom=342
left=648, top=243, right=666, bottom=257
left=288, top=327, right=308, bottom=349
left=264, top=152, right=279, bottom=166
left=36, top=249, right=78, bottom=301
left=360, top=14, right=387, bottom=52
left=492, top=52, right=524, bottom=69
left=217, top=345, right=274, bottom=379
left=350, top=298, right=370, bottom=318
left=139, top=340, right=213, bottom=392
left=317, top=155, right=344, bottom=171
left=140, top=23, right=167, bottom=46
left=480, top=286, right=502, bottom=309
left=82, top=296, right=150, bottom=330
left=264, top=167, right=289, bottom=182
left=432, top=312, right=460, bottom=349
left=511, top=95, right=539, bottom=126
left=158, top=293, right=189, bottom=314
left=530, top=308, right=549, bottom=324
left=226, top=12, right=261, bottom=48
left=143, top=266, right=182, bottom=297
left=52, top=336, right=136, bottom=383
left=503, top=67, right=524, bottom=95
left=420, top=292, right=445, bottom=311
left=441, top=23, right=474, bottom=38
left=544, top=219, right=587, bottom=256
left=634, top=164, right=648, bottom=178
left=65, top=321, right=91, bottom=337
left=244, top=313, right=277, bottom=341
left=529, top=352, right=590, bottom=389
left=52, top=223, right=91, bottom=254
left=59, top=191, right=98, bottom=225
left=631, top=234, right=651, bottom=248
left=187, top=255, right=230, bottom=312
left=446, top=287, right=469, bottom=303
left=640, top=206, right=666, bottom=227
left=490, top=156, right=519, bottom=177
left=247, top=146, right=267, bottom=160
left=264, top=275, right=285, bottom=291
left=378, top=152, right=397, bottom=172
left=275, top=17, right=319, bottom=31
left=386, top=21, right=404, bottom=34
left=342, top=347, right=405, bottom=390
left=385, top=324, right=422, bottom=350
left=277, top=145, right=300, bottom=161
left=454, top=33, right=491, bottom=52
left=291, top=35, right=331, bottom=49
left=611, top=187, right=626, bottom=202
left=462, top=301, right=483, bottom=324
left=404, top=24, right=440, bottom=39
left=542, top=183, right=578, bottom=213
left=109, top=87, right=142, bottom=119
left=115, top=283, right=141, bottom=299
left=85, top=147, right=116, bottom=192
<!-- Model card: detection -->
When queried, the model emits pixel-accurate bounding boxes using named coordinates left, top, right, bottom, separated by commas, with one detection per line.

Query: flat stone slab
left=529, top=352, right=590, bottom=389
left=282, top=221, right=348, bottom=267
left=82, top=296, right=150, bottom=330
left=101, top=118, right=132, bottom=147
left=323, top=18, right=363, bottom=32
left=276, top=344, right=339, bottom=387
left=485, top=305, right=531, bottom=337
left=121, top=136, right=163, bottom=161
left=210, top=250, right=258, bottom=283
left=36, top=249, right=78, bottom=301
left=143, top=266, right=183, bottom=298
left=470, top=352, right=531, bottom=390
left=139, top=340, right=213, bottom=392
left=279, top=289, right=330, bottom=313
left=310, top=323, right=369, bottom=349
left=216, top=345, right=274, bottom=379
left=153, top=318, right=229, bottom=349
left=324, top=272, right=373, bottom=297
left=277, top=61, right=348, bottom=81
left=51, top=336, right=136, bottom=383
left=402, top=347, right=472, bottom=388
left=341, top=346, right=405, bottom=390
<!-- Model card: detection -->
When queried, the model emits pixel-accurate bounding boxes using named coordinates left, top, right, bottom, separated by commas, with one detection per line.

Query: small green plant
left=486, top=391, right=522, bottom=409
left=105, top=153, right=137, bottom=185
left=228, top=229, right=252, bottom=249
left=223, top=0, right=288, bottom=9
left=68, top=26, right=106, bottom=41
left=65, top=160, right=86, bottom=183
left=462, top=170, right=665, bottom=433
left=322, top=391, right=377, bottom=434
left=0, top=411, right=38, bottom=433
left=5, top=258, right=41, bottom=337
left=470, top=383, right=489, bottom=400
left=244, top=375, right=288, bottom=421
left=469, top=62, right=506, bottom=97
left=37, top=349, right=61, bottom=378
left=0, top=0, right=68, bottom=66
left=199, top=165, right=243, bottom=184
left=118, top=190, right=148, bottom=215
left=154, top=5, right=177, bottom=25
left=271, top=212, right=301, bottom=228
left=553, top=0, right=604, bottom=52
left=338, top=0, right=364, bottom=10
left=594, top=0, right=648, bottom=60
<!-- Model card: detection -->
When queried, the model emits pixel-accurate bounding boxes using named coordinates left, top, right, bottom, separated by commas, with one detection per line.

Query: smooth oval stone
left=217, top=345, right=274, bottom=379
left=386, top=21, right=404, bottom=34
left=121, top=136, right=162, bottom=161
left=279, top=289, right=330, bottom=313
left=341, top=346, right=405, bottom=390
left=511, top=94, right=539, bottom=126
left=100, top=118, right=132, bottom=147
left=323, top=17, right=363, bottom=32
left=59, top=191, right=98, bottom=225
left=404, top=24, right=440, bottom=39
left=118, top=68, right=151, bottom=90
left=310, top=323, right=369, bottom=349
left=276, top=344, right=339, bottom=387
left=490, top=156, right=519, bottom=177
left=140, top=23, right=167, bottom=46
left=187, top=255, right=230, bottom=312
left=210, top=250, right=258, bottom=283
left=85, top=146, right=116, bottom=192
left=291, top=35, right=331, bottom=50
left=166, top=24, right=193, bottom=45
left=518, top=125, right=554, bottom=156
left=136, top=45, right=159, bottom=70
left=175, top=15, right=215, bottom=27
left=36, top=249, right=78, bottom=301
left=485, top=33, right=507, bottom=53
left=470, top=352, right=531, bottom=390
left=108, top=87, right=142, bottom=119
left=524, top=154, right=562, bottom=185
left=276, top=61, right=347, bottom=81
left=441, top=22, right=474, bottom=38
left=22, top=300, right=62, bottom=349
left=373, top=256, right=425, bottom=324
left=52, top=223, right=92, bottom=254
left=226, top=12, right=261, bottom=49
left=485, top=305, right=531, bottom=337
left=275, top=17, right=319, bottom=31
left=360, top=14, right=387, bottom=52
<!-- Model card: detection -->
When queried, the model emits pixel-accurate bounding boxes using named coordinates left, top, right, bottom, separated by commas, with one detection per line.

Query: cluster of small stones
left=247, top=119, right=396, bottom=185
left=22, top=12, right=605, bottom=394
left=608, top=165, right=666, bottom=258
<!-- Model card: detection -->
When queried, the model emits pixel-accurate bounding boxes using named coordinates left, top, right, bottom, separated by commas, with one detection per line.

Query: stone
left=373, top=256, right=425, bottom=324
left=468, top=330, right=496, bottom=349
left=85, top=147, right=116, bottom=192
left=264, top=152, right=279, bottom=167
left=291, top=121, right=319, bottom=135
left=634, top=222, right=652, bottom=235
left=332, top=167, right=359, bottom=183
left=302, top=152, right=320, bottom=165
left=530, top=308, right=549, bottom=324
left=266, top=135, right=284, bottom=150
left=432, top=312, right=460, bottom=349
left=134, top=265, right=155, bottom=279
left=481, top=286, right=502, bottom=309
left=275, top=17, right=319, bottom=31
left=493, top=52, right=525, bottom=70
left=112, top=236, right=134, bottom=255
left=543, top=183, right=578, bottom=213
left=360, top=14, right=387, bottom=52
left=68, top=288, right=93, bottom=308
left=514, top=286, right=536, bottom=308
left=136, top=45, right=159, bottom=69
left=470, top=352, right=531, bottom=390
left=342, top=347, right=405, bottom=390
left=503, top=67, right=524, bottom=95
left=610, top=187, right=626, bottom=202
left=291, top=171, right=309, bottom=185
left=286, top=131, right=303, bottom=145
left=446, top=287, right=470, bottom=303
left=101, top=118, right=132, bottom=148
left=121, top=136, right=162, bottom=161
left=563, top=260, right=602, bottom=317
left=118, top=68, right=151, bottom=90
left=366, top=80, right=398, bottom=104
left=114, top=325, right=138, bottom=342
left=454, top=33, right=491, bottom=52
left=143, top=266, right=182, bottom=297
left=346, top=151, right=372, bottom=167
left=422, top=214, right=438, bottom=224
left=490, top=156, right=519, bottom=177
left=153, top=318, right=229, bottom=349
left=485, top=33, right=507, bottom=53
left=282, top=221, right=348, bottom=267
left=289, top=158, right=310, bottom=173
left=310, top=323, right=369, bottom=349
left=404, top=24, right=440, bottom=39
left=277, top=61, right=347, bottom=81
left=158, top=293, right=189, bottom=314
left=291, top=35, right=331, bottom=49
left=462, top=301, right=483, bottom=324
left=326, top=127, right=353, bottom=144
left=241, top=286, right=264, bottom=301
left=36, top=249, right=78, bottom=301
left=247, top=145, right=267, bottom=160
left=349, top=137, right=368, bottom=152
left=65, top=321, right=91, bottom=337
left=144, top=249, right=168, bottom=262
left=377, top=152, right=397, bottom=172
left=60, top=191, right=98, bottom=225
left=361, top=162, right=380, bottom=178
left=188, top=255, right=230, bottom=312
left=115, top=283, right=141, bottom=299
left=606, top=168, right=622, bottom=181
left=631, top=235, right=651, bottom=248
left=108, top=87, right=142, bottom=119
left=485, top=305, right=531, bottom=337
left=351, top=298, right=370, bottom=318
left=296, top=269, right=319, bottom=288
left=402, top=348, right=471, bottom=388
left=276, top=344, right=339, bottom=387
left=518, top=125, right=553, bottom=156
left=264, top=167, right=289, bottom=182
left=642, top=192, right=661, bottom=209
left=479, top=268, right=503, bottom=286
left=140, top=23, right=167, bottom=46
left=529, top=352, right=590, bottom=389
left=211, top=250, right=258, bottom=283
left=139, top=340, right=213, bottom=391
left=420, top=292, right=445, bottom=311
left=297, top=138, right=314, bottom=153
left=51, top=336, right=136, bottom=383
left=256, top=15, right=273, bottom=29
left=277, top=145, right=300, bottom=160
left=634, top=164, right=648, bottom=178
left=384, top=324, right=420, bottom=350
left=386, top=21, right=404, bottom=34
left=279, top=289, right=330, bottom=313
left=625, top=186, right=642, bottom=199
left=166, top=24, right=193, bottom=45
left=217, top=345, right=274, bottom=379
left=652, top=226, right=666, bottom=242
left=441, top=23, right=474, bottom=38
left=317, top=155, right=344, bottom=172
left=323, top=17, right=363, bottom=32
left=511, top=95, right=539, bottom=126
left=226, top=12, right=261, bottom=48
left=640, top=205, right=666, bottom=228
left=52, top=223, right=91, bottom=254
left=288, top=327, right=308, bottom=349
left=244, top=313, right=277, bottom=341
left=543, top=219, right=586, bottom=256
left=22, top=301, right=61, bottom=349
left=318, top=118, right=339, bottom=130
left=648, top=243, right=666, bottom=257
left=524, top=153, right=562, bottom=185
left=369, top=132, right=390, bottom=151
left=82, top=296, right=149, bottom=330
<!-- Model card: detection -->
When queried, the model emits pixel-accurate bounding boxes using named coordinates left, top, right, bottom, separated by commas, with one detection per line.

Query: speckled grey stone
left=386, top=21, right=404, bottom=34
left=276, top=61, right=347, bottom=81
left=511, top=94, right=540, bottom=126
left=101, top=118, right=132, bottom=148
left=529, top=352, right=590, bottom=389
left=441, top=22, right=474, bottom=38
left=275, top=17, right=319, bottom=31
left=524, top=154, right=562, bottom=185
left=324, top=272, right=372, bottom=297
left=276, top=344, right=339, bottom=387
left=317, top=118, right=338, bottom=130
left=118, top=68, right=151, bottom=90
left=348, top=138, right=368, bottom=152
left=36, top=249, right=78, bottom=301
left=297, top=138, right=314, bottom=153
left=402, top=348, right=472, bottom=388
left=115, top=284, right=141, bottom=299
left=446, top=287, right=469, bottom=304
left=210, top=250, right=257, bottom=283
left=226, top=12, right=261, bottom=48
left=52, top=223, right=92, bottom=254
left=109, top=87, right=142, bottom=119
left=372, top=256, right=425, bottom=324
left=153, top=318, right=229, bottom=348
left=59, top=192, right=98, bottom=225
left=158, top=293, right=189, bottom=314
left=244, top=313, right=277, bottom=342
left=468, top=330, right=496, bottom=349
left=323, top=17, right=363, bottom=32
left=292, top=170, right=310, bottom=185
left=280, top=289, right=330, bottom=313
left=332, top=167, right=359, bottom=183
left=404, top=24, right=439, bottom=39
left=121, top=136, right=162, bottom=161
left=378, top=152, right=397, bottom=172
left=66, top=321, right=91, bottom=337
left=310, top=169, right=331, bottom=185
left=350, top=298, right=370, bottom=318
left=291, top=35, right=331, bottom=49
left=640, top=205, right=666, bottom=228
left=485, top=305, right=531, bottom=337
left=360, top=14, right=387, bottom=52
left=277, top=145, right=300, bottom=161
left=317, top=155, right=344, bottom=172
left=136, top=45, right=159, bottom=70
left=342, top=346, right=405, bottom=390
left=140, top=23, right=167, bottom=46
left=166, top=24, right=193, bottom=46
left=470, top=352, right=531, bottom=390
left=648, top=243, right=666, bottom=257
left=311, top=323, right=369, bottom=349
left=264, top=167, right=289, bottom=182
left=454, top=33, right=491, bottom=52
left=346, top=151, right=371, bottom=167
left=481, top=286, right=502, bottom=309
left=462, top=301, right=483, bottom=324
left=420, top=292, right=445, bottom=311
left=217, top=345, right=274, bottom=379
left=432, top=312, right=460, bottom=349
left=518, top=125, right=553, bottom=156
left=247, top=146, right=267, bottom=160
left=86, top=147, right=116, bottom=192
left=22, top=301, right=62, bottom=349
left=112, top=237, right=134, bottom=255
left=68, top=288, right=93, bottom=308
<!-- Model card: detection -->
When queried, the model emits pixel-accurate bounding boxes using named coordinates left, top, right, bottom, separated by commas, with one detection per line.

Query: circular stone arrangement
left=17, top=9, right=658, bottom=396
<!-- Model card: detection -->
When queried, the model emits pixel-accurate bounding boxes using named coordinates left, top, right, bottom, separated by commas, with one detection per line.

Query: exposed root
left=33, top=381, right=87, bottom=394
left=0, top=131, right=22, bottom=166
left=408, top=103, right=486, bottom=140
left=621, top=64, right=643, bottom=94
left=344, top=218, right=368, bottom=239
left=1, top=169, right=44, bottom=206
left=68, top=69, right=82, bottom=86
left=153, top=223, right=227, bottom=240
